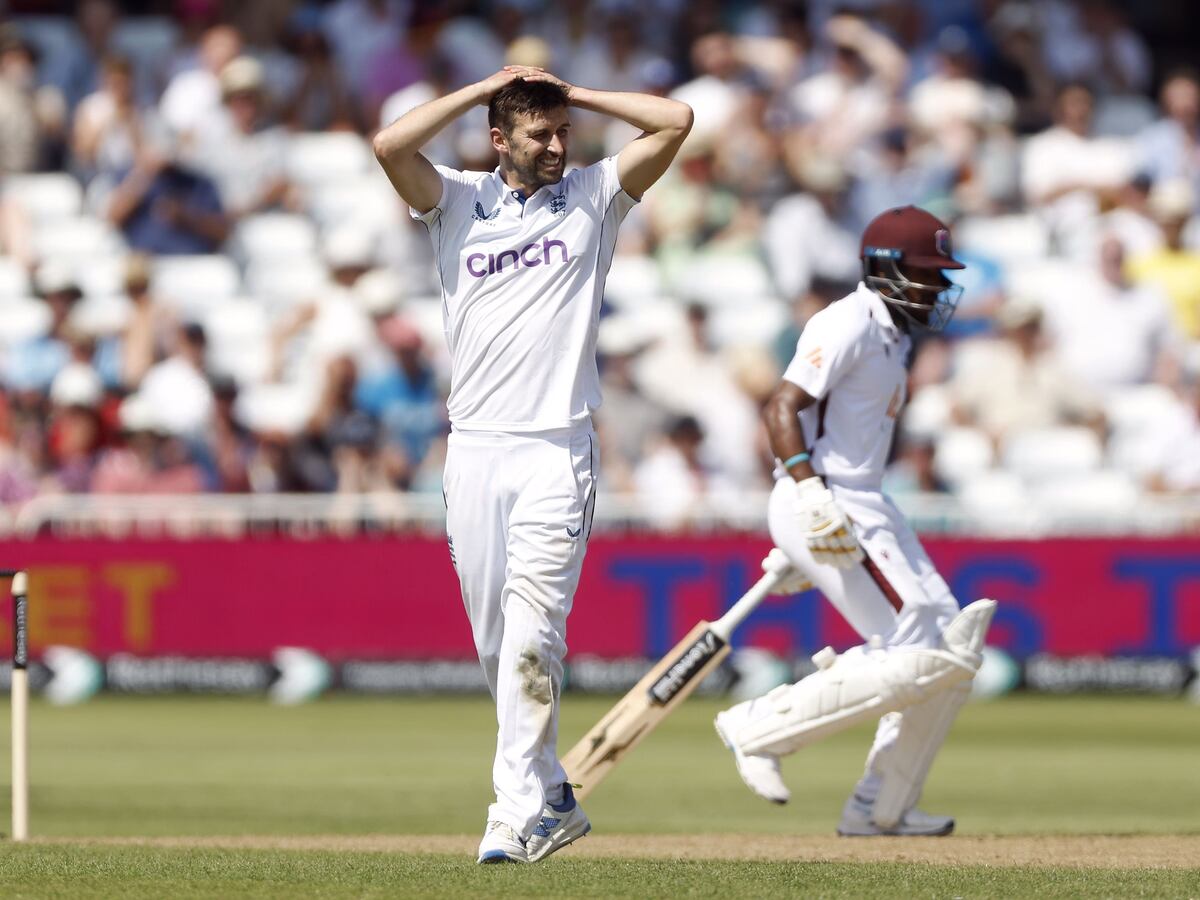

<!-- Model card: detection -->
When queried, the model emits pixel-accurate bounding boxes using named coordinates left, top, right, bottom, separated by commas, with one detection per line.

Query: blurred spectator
left=294, top=355, right=371, bottom=492
left=379, top=53, right=460, bottom=164
left=1042, top=235, right=1177, bottom=390
left=2, top=264, right=82, bottom=393
left=763, top=157, right=860, bottom=299
left=354, top=315, right=441, bottom=489
left=119, top=253, right=175, bottom=389
left=1127, top=179, right=1200, bottom=341
left=846, top=126, right=957, bottom=232
left=1136, top=69, right=1200, bottom=187
left=71, top=54, right=154, bottom=182
left=90, top=394, right=205, bottom=494
left=360, top=5, right=446, bottom=128
left=54, top=0, right=120, bottom=110
left=105, top=137, right=230, bottom=254
left=0, top=25, right=63, bottom=174
left=195, top=56, right=290, bottom=217
left=595, top=319, right=670, bottom=493
left=1098, top=175, right=1163, bottom=258
left=670, top=31, right=762, bottom=151
left=159, top=24, right=242, bottom=145
left=322, top=0, right=407, bottom=98
left=45, top=362, right=106, bottom=493
left=1021, top=82, right=1133, bottom=256
left=136, top=322, right=215, bottom=439
left=950, top=299, right=1103, bottom=445
left=883, top=428, right=949, bottom=497
left=785, top=14, right=906, bottom=164
left=983, top=2, right=1056, bottom=133
left=279, top=12, right=356, bottom=132
left=209, top=377, right=252, bottom=492
left=1042, top=0, right=1150, bottom=97
left=1144, top=375, right=1200, bottom=493
left=633, top=415, right=725, bottom=530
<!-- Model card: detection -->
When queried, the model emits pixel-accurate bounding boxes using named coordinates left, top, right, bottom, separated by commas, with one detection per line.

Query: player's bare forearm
left=373, top=69, right=524, bottom=212
left=523, top=71, right=692, bottom=199
left=764, top=381, right=818, bottom=481
left=568, top=86, right=692, bottom=137
left=577, top=87, right=692, bottom=199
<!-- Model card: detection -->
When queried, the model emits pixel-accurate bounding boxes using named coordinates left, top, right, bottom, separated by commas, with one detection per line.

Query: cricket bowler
left=374, top=67, right=691, bottom=863
left=714, top=206, right=996, bottom=836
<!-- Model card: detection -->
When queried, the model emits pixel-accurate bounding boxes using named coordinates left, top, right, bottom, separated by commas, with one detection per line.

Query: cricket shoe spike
left=714, top=706, right=790, bottom=804
left=525, top=784, right=591, bottom=862
left=477, top=820, right=528, bottom=864
left=837, top=793, right=954, bottom=836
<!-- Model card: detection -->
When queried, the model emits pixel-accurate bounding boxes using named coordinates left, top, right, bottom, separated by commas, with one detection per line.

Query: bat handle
left=709, top=562, right=792, bottom=642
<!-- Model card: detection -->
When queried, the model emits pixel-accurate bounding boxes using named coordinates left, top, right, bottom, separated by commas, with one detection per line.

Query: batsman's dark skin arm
left=764, top=380, right=819, bottom=482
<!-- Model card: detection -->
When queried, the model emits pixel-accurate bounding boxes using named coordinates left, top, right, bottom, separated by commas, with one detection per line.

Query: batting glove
left=791, top=476, right=864, bottom=569
left=761, top=548, right=813, bottom=594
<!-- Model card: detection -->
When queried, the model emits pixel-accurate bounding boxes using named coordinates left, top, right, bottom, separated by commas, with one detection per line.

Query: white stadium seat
left=234, top=381, right=318, bottom=435
left=0, top=298, right=52, bottom=345
left=933, top=426, right=994, bottom=488
left=69, top=294, right=133, bottom=337
left=230, top=213, right=318, bottom=263
left=1002, top=426, right=1103, bottom=481
left=676, top=255, right=773, bottom=306
left=204, top=301, right=272, bottom=385
left=306, top=173, right=401, bottom=230
left=2, top=173, right=83, bottom=223
left=152, top=255, right=240, bottom=318
left=954, top=214, right=1049, bottom=266
left=32, top=217, right=123, bottom=260
left=603, top=255, right=664, bottom=310
left=958, top=470, right=1030, bottom=517
left=286, top=133, right=372, bottom=188
left=244, top=258, right=331, bottom=312
left=0, top=257, right=30, bottom=300
left=709, top=300, right=788, bottom=349
left=1033, top=470, right=1139, bottom=515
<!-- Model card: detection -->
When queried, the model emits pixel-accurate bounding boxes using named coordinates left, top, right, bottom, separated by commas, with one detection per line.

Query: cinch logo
left=466, top=237, right=570, bottom=278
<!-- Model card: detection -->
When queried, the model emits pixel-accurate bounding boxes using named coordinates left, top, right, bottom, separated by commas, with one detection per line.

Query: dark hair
left=488, top=79, right=569, bottom=135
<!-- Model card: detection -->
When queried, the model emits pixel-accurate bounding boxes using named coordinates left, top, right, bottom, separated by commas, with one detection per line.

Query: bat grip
left=709, top=565, right=791, bottom=642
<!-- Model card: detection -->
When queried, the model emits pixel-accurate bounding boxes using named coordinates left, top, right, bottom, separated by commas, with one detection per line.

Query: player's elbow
left=671, top=101, right=695, bottom=136
left=371, top=131, right=393, bottom=163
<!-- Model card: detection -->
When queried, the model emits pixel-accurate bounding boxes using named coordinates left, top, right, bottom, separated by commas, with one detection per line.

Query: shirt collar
left=858, top=281, right=902, bottom=339
left=492, top=168, right=540, bottom=206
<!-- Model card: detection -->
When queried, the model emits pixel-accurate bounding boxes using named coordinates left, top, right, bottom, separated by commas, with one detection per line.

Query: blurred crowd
left=1, top=0, right=1200, bottom=527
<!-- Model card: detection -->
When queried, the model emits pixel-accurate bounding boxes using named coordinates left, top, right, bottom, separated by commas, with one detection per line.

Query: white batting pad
left=732, top=600, right=996, bottom=758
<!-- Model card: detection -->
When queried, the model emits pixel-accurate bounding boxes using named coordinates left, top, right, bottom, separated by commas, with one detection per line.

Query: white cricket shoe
left=714, top=707, right=790, bottom=804
left=526, top=783, right=591, bottom=863
left=476, top=820, right=528, bottom=864
left=837, top=793, right=955, bottom=836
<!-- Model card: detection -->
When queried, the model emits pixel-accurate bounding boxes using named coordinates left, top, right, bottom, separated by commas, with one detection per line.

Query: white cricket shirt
left=412, top=156, right=637, bottom=432
left=781, top=282, right=911, bottom=489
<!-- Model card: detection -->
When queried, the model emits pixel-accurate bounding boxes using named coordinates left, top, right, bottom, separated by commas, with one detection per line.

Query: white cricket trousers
left=767, top=478, right=961, bottom=804
left=443, top=426, right=596, bottom=838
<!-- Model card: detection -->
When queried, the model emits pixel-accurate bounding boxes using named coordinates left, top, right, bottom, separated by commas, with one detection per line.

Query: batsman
left=374, top=69, right=691, bottom=863
left=715, top=207, right=996, bottom=836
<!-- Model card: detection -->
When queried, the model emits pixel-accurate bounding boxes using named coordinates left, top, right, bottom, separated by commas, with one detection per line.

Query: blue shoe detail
left=549, top=783, right=577, bottom=813
left=532, top=816, right=561, bottom=838
left=479, top=849, right=519, bottom=864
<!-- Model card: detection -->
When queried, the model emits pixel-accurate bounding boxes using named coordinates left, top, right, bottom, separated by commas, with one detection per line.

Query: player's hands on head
left=504, top=65, right=575, bottom=101
left=790, top=476, right=864, bottom=569
left=475, top=68, right=524, bottom=104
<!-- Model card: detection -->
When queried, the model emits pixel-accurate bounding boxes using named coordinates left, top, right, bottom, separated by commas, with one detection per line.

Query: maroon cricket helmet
left=860, top=206, right=965, bottom=270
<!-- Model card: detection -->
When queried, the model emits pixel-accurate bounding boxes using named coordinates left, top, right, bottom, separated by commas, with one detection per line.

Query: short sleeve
left=409, top=165, right=478, bottom=226
left=570, top=156, right=638, bottom=217
left=781, top=308, right=860, bottom=400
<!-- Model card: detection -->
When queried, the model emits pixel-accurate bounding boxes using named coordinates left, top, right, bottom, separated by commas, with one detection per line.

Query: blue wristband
left=782, top=452, right=810, bottom=469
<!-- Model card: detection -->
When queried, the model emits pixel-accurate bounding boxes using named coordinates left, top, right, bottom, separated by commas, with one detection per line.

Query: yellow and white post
left=10, top=571, right=28, bottom=842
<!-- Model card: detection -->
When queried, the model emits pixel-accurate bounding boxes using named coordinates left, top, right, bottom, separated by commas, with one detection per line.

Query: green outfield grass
left=0, top=694, right=1197, bottom=897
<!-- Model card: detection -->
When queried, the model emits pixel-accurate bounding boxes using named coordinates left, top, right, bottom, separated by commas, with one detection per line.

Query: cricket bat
left=562, top=550, right=808, bottom=799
